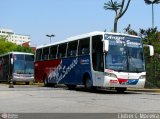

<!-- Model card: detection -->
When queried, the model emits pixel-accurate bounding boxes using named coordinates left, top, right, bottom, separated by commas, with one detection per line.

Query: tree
left=139, top=27, right=160, bottom=87
left=144, top=0, right=160, bottom=28
left=104, top=0, right=131, bottom=32
left=0, top=37, right=33, bottom=55
left=124, top=24, right=138, bottom=36
left=140, top=27, right=159, bottom=43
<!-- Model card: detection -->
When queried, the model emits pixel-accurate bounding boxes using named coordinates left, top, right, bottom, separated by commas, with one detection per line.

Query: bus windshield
left=105, top=34, right=145, bottom=73
left=13, top=54, right=34, bottom=74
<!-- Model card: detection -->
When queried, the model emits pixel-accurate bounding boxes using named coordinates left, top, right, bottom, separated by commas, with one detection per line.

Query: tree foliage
left=0, top=37, right=33, bottom=55
left=140, top=28, right=160, bottom=87
left=123, top=24, right=138, bottom=36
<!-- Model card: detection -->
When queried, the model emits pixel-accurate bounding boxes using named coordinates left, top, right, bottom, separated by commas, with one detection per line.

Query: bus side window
left=36, top=49, right=42, bottom=61
left=50, top=45, right=58, bottom=59
left=67, top=40, right=78, bottom=57
left=78, top=38, right=90, bottom=55
left=42, top=47, right=49, bottom=60
left=57, top=43, right=67, bottom=58
left=82, top=48, right=89, bottom=55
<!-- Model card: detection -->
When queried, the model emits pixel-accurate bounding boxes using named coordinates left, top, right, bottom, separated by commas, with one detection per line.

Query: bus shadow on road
left=71, top=86, right=141, bottom=95
left=34, top=84, right=143, bottom=94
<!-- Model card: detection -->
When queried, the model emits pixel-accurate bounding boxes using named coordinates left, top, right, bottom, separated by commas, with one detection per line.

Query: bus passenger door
left=93, top=71, right=104, bottom=87
left=91, top=35, right=104, bottom=86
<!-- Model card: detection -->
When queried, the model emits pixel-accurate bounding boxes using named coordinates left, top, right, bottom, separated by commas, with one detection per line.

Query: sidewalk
left=128, top=88, right=160, bottom=93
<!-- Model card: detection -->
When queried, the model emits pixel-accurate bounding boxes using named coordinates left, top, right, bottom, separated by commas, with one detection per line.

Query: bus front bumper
left=103, top=76, right=146, bottom=88
left=12, top=74, right=34, bottom=82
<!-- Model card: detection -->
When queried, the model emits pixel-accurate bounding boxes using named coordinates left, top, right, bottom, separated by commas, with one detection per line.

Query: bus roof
left=0, top=52, right=34, bottom=57
left=36, top=31, right=140, bottom=49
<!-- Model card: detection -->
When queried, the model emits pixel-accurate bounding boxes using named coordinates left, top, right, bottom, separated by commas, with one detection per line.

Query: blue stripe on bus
left=48, top=55, right=92, bottom=85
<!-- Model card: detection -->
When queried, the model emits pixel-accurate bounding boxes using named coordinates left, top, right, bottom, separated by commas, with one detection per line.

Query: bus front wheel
left=84, top=76, right=93, bottom=90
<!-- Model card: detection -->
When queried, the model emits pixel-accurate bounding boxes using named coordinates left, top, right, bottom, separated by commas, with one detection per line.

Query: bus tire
left=66, top=84, right=76, bottom=90
left=43, top=75, right=49, bottom=87
left=115, top=87, right=127, bottom=93
left=84, top=75, right=93, bottom=90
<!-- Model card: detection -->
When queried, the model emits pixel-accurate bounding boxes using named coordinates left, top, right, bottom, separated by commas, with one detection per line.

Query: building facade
left=0, top=28, right=31, bottom=45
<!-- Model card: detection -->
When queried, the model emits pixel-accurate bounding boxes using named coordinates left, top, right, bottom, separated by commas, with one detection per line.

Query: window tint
left=78, top=38, right=90, bottom=55
left=14, top=54, right=24, bottom=60
left=57, top=43, right=67, bottom=58
left=67, top=41, right=78, bottom=57
left=25, top=55, right=34, bottom=61
left=42, top=47, right=49, bottom=60
left=36, top=49, right=42, bottom=61
left=50, top=45, right=58, bottom=59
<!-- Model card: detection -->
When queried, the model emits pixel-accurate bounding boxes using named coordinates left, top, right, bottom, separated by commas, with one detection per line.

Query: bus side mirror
left=144, top=45, right=154, bottom=56
left=104, top=40, right=109, bottom=52
left=11, top=58, right=13, bottom=64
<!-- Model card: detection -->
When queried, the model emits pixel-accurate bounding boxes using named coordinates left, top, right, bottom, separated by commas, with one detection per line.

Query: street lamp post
left=46, top=34, right=55, bottom=43
left=144, top=0, right=160, bottom=28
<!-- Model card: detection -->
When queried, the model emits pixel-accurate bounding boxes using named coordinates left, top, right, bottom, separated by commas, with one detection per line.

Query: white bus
left=35, top=31, right=154, bottom=92
left=0, top=52, right=34, bottom=85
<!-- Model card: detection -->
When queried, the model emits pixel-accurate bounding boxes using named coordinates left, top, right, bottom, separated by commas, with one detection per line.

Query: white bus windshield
left=105, top=34, right=145, bottom=73
left=13, top=54, right=34, bottom=74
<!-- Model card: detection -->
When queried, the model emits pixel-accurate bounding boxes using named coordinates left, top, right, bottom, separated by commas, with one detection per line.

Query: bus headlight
left=105, top=72, right=117, bottom=78
left=139, top=75, right=146, bottom=79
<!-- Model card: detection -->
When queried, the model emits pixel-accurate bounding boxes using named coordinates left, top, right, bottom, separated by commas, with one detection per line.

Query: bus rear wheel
left=115, top=87, right=127, bottom=93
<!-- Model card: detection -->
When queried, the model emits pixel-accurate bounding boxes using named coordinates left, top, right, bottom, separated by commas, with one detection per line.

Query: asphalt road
left=0, top=84, right=160, bottom=114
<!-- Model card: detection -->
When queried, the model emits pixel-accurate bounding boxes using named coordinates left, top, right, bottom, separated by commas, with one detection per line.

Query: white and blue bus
left=35, top=31, right=154, bottom=92
left=0, top=52, right=34, bottom=85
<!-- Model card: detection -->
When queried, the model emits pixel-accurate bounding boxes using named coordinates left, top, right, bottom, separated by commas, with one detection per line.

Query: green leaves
left=0, top=37, right=33, bottom=55
left=104, top=1, right=121, bottom=11
left=140, top=27, right=160, bottom=87
left=140, top=27, right=159, bottom=43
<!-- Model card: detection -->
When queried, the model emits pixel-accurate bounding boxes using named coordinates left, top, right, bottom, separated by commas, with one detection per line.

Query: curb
left=128, top=88, right=160, bottom=93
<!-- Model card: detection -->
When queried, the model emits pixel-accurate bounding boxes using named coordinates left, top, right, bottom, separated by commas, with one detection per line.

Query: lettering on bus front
left=48, top=58, right=78, bottom=83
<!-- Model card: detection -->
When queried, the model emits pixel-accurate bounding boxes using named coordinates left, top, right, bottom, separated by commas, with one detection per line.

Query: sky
left=1, top=0, right=160, bottom=46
